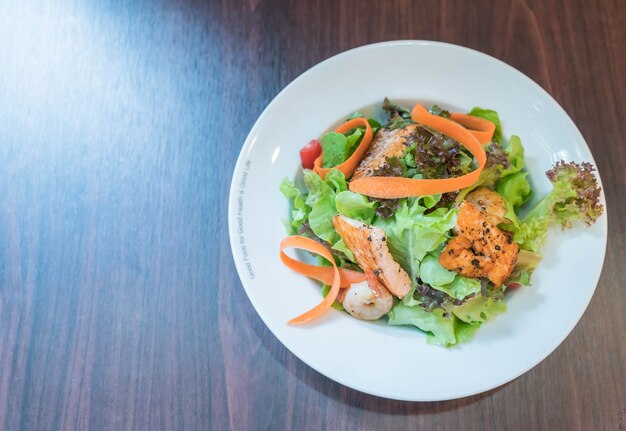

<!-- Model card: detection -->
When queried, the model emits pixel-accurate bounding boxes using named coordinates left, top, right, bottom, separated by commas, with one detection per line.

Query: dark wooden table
left=1, top=0, right=624, bottom=429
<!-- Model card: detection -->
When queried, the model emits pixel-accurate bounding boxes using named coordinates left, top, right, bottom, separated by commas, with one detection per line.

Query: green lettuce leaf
left=435, top=275, right=482, bottom=300
left=302, top=169, right=349, bottom=245
left=325, top=169, right=348, bottom=192
left=514, top=161, right=603, bottom=252
left=497, top=171, right=531, bottom=211
left=304, top=170, right=339, bottom=243
left=454, top=321, right=481, bottom=344
left=280, top=177, right=311, bottom=234
left=335, top=191, right=377, bottom=224
left=374, top=198, right=457, bottom=281
left=346, top=113, right=382, bottom=136
left=345, top=128, right=363, bottom=155
left=419, top=254, right=456, bottom=287
left=499, top=197, right=522, bottom=234
left=455, top=165, right=500, bottom=204
left=500, top=135, right=525, bottom=178
left=401, top=286, right=421, bottom=307
left=321, top=132, right=349, bottom=168
left=331, top=238, right=356, bottom=262
left=387, top=303, right=456, bottom=346
left=367, top=118, right=383, bottom=134
left=451, top=295, right=506, bottom=324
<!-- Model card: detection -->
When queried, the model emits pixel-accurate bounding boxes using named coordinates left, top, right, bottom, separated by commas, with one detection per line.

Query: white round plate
left=228, top=41, right=607, bottom=401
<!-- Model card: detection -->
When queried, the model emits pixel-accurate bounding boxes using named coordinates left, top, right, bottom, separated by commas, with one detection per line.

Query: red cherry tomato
left=506, top=282, right=521, bottom=290
left=299, top=139, right=322, bottom=169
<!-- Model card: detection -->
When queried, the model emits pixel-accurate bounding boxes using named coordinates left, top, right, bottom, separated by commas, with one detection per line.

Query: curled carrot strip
left=313, top=117, right=373, bottom=179
left=280, top=250, right=366, bottom=288
left=348, top=104, right=487, bottom=199
left=280, top=236, right=365, bottom=324
left=449, top=113, right=496, bottom=144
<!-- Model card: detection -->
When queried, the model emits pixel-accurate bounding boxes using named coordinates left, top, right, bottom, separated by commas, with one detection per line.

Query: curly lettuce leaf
left=301, top=169, right=350, bottom=248
left=371, top=156, right=406, bottom=177
left=435, top=275, right=482, bottom=300
left=372, top=198, right=402, bottom=219
left=280, top=177, right=311, bottom=234
left=497, top=171, right=531, bottom=210
left=451, top=295, right=506, bottom=324
left=325, top=169, right=348, bottom=193
left=335, top=191, right=377, bottom=224
left=500, top=135, right=525, bottom=178
left=387, top=303, right=457, bottom=346
left=454, top=321, right=481, bottom=344
left=345, top=128, right=363, bottom=154
left=346, top=113, right=382, bottom=136
left=388, top=300, right=486, bottom=346
left=412, top=129, right=472, bottom=179
left=331, top=238, right=356, bottom=263
left=374, top=198, right=457, bottom=282
left=514, top=161, right=603, bottom=252
left=383, top=98, right=414, bottom=130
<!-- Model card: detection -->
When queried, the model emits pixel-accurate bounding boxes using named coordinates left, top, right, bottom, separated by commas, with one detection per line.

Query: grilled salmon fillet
left=332, top=215, right=411, bottom=299
left=440, top=201, right=519, bottom=288
left=439, top=236, right=495, bottom=279
left=464, top=188, right=508, bottom=227
left=351, top=124, right=418, bottom=180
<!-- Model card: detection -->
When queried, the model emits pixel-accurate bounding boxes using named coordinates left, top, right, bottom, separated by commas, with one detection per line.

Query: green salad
left=280, top=99, right=603, bottom=346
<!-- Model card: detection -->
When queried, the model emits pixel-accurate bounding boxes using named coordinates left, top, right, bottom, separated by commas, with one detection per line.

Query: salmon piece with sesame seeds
left=439, top=236, right=495, bottom=279
left=351, top=124, right=418, bottom=180
left=332, top=215, right=411, bottom=299
left=439, top=201, right=519, bottom=288
left=464, top=187, right=509, bottom=227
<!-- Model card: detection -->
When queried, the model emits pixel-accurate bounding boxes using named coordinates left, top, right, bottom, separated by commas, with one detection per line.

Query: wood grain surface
left=1, top=0, right=624, bottom=430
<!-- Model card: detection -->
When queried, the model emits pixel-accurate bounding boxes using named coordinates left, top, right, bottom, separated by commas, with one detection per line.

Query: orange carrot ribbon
left=449, top=112, right=496, bottom=144
left=348, top=104, right=487, bottom=199
left=280, top=236, right=365, bottom=324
